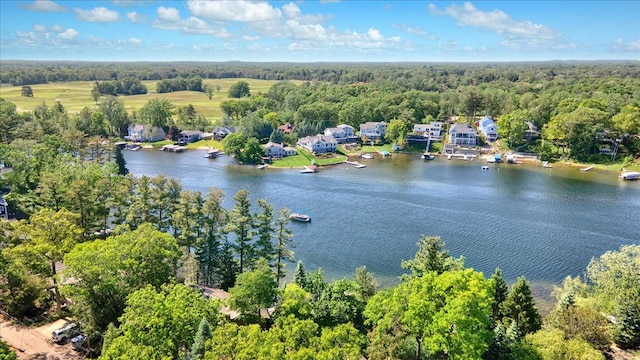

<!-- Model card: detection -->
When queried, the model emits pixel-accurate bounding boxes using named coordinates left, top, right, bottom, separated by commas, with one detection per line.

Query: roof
left=300, top=134, right=337, bottom=145
left=414, top=124, right=430, bottom=132
left=360, top=121, right=386, bottom=130
left=264, top=142, right=284, bottom=149
left=337, top=124, right=353, bottom=129
left=180, top=130, right=203, bottom=136
left=449, top=123, right=476, bottom=134
left=0, top=194, right=7, bottom=206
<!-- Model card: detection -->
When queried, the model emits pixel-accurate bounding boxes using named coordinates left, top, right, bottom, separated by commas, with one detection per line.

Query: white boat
left=204, top=149, right=222, bottom=158
left=580, top=166, right=594, bottom=172
left=257, top=164, right=268, bottom=170
left=447, top=154, right=452, bottom=160
left=619, top=171, right=640, bottom=180
left=421, top=153, right=435, bottom=160
left=161, top=144, right=186, bottom=152
left=542, top=161, right=552, bottom=168
left=481, top=166, right=489, bottom=170
left=300, top=165, right=318, bottom=173
left=355, top=163, right=367, bottom=168
left=361, top=153, right=375, bottom=159
left=290, top=213, right=311, bottom=222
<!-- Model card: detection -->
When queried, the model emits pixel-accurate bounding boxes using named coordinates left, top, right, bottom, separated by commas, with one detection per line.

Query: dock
left=161, top=144, right=186, bottom=152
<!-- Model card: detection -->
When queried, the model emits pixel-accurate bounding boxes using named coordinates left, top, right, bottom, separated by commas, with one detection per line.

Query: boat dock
left=161, top=144, right=186, bottom=152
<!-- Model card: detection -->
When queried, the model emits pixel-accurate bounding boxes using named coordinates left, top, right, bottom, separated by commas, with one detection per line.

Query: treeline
left=156, top=75, right=204, bottom=93
left=2, top=60, right=639, bottom=87
left=92, top=77, right=147, bottom=96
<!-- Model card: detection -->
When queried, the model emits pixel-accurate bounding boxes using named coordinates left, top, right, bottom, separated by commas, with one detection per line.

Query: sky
left=0, top=0, right=639, bottom=63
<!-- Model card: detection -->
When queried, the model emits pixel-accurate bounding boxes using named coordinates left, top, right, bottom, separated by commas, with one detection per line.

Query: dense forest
left=1, top=62, right=640, bottom=359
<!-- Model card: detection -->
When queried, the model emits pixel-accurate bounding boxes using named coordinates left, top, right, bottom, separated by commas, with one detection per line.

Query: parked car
left=52, top=322, right=78, bottom=343
left=70, top=333, right=87, bottom=351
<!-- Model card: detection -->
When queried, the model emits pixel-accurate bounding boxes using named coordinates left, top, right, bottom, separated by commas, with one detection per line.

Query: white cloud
left=242, top=35, right=260, bottom=41
left=58, top=28, right=79, bottom=41
left=32, top=24, right=47, bottom=32
left=75, top=7, right=120, bottom=23
left=20, top=0, right=66, bottom=12
left=51, top=25, right=63, bottom=32
left=392, top=24, right=437, bottom=41
left=613, top=39, right=640, bottom=51
left=128, top=37, right=142, bottom=44
left=153, top=6, right=230, bottom=38
left=187, top=0, right=282, bottom=22
left=127, top=11, right=146, bottom=23
left=430, top=2, right=561, bottom=49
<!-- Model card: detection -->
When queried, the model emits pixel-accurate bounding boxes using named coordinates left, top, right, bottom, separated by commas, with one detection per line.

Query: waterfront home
left=324, top=124, right=357, bottom=143
left=212, top=126, right=236, bottom=140
left=359, top=122, right=387, bottom=142
left=264, top=142, right=297, bottom=158
left=0, top=194, right=8, bottom=219
left=178, top=130, right=203, bottom=144
left=126, top=124, right=166, bottom=142
left=476, top=116, right=498, bottom=142
left=449, top=123, right=477, bottom=146
left=413, top=124, right=430, bottom=136
left=297, top=134, right=338, bottom=154
left=427, top=121, right=444, bottom=140
left=524, top=121, right=540, bottom=141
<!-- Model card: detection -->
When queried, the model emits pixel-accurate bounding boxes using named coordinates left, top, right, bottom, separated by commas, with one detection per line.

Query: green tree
left=101, top=284, right=221, bottom=360
left=195, top=188, right=227, bottom=287
left=139, top=98, right=174, bottom=130
left=190, top=317, right=212, bottom=360
left=62, top=224, right=181, bottom=332
left=227, top=190, right=254, bottom=272
left=10, top=208, right=81, bottom=317
left=21, top=85, right=33, bottom=97
left=614, top=288, right=640, bottom=349
left=293, top=260, right=309, bottom=290
left=229, top=259, right=278, bottom=323
left=114, top=146, right=128, bottom=175
left=254, top=199, right=275, bottom=263
left=222, top=132, right=248, bottom=161
left=242, top=137, right=266, bottom=164
left=500, top=276, right=542, bottom=336
left=526, top=329, right=604, bottom=360
left=490, top=268, right=509, bottom=325
left=365, top=269, right=493, bottom=360
left=354, top=265, right=378, bottom=301
left=401, top=235, right=464, bottom=278
left=273, top=208, right=294, bottom=286
left=99, top=95, right=129, bottom=136
left=228, top=81, right=251, bottom=98
left=0, top=339, right=18, bottom=360
left=204, top=84, right=214, bottom=100
left=497, top=110, right=529, bottom=149
left=0, top=100, right=22, bottom=144
left=313, top=278, right=366, bottom=330
left=385, top=119, right=409, bottom=145
left=275, top=283, right=312, bottom=320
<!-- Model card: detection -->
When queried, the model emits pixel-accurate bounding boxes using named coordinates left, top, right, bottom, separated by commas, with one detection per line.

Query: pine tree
left=490, top=268, right=509, bottom=324
left=190, top=317, right=212, bottom=360
left=293, top=260, right=308, bottom=290
left=616, top=290, right=640, bottom=349
left=254, top=199, right=275, bottom=264
left=114, top=146, right=129, bottom=175
left=274, top=208, right=294, bottom=286
left=500, top=276, right=542, bottom=335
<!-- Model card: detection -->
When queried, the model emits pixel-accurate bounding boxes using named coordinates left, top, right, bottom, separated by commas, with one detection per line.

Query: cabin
left=359, top=122, right=387, bottom=142
left=449, top=123, right=477, bottom=146
left=524, top=121, right=540, bottom=141
left=264, top=142, right=297, bottom=159
left=126, top=124, right=166, bottom=142
left=297, top=134, right=338, bottom=154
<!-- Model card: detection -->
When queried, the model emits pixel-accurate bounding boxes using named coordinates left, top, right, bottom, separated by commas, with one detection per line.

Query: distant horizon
left=1, top=1, right=638, bottom=63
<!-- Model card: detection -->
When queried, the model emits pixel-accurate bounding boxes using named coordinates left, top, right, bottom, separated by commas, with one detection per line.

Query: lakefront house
left=359, top=122, right=387, bottom=142
left=126, top=124, right=166, bottom=142
left=476, top=116, right=498, bottom=142
left=264, top=142, right=297, bottom=158
left=297, top=134, right=338, bottom=154
left=449, top=123, right=477, bottom=146
left=324, top=124, right=357, bottom=143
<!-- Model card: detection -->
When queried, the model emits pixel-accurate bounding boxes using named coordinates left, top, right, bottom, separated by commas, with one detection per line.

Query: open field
left=0, top=78, right=294, bottom=122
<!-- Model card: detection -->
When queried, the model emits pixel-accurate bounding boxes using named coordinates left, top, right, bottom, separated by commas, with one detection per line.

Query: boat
left=421, top=152, right=435, bottom=160
left=300, top=165, right=318, bottom=174
left=542, top=161, right=552, bottom=168
left=580, top=166, right=594, bottom=172
left=355, top=163, right=367, bottom=168
left=482, top=166, right=489, bottom=170
left=486, top=157, right=496, bottom=163
left=361, top=153, right=375, bottom=159
left=290, top=213, right=311, bottom=222
left=204, top=149, right=222, bottom=158
left=447, top=154, right=452, bottom=160
left=379, top=150, right=391, bottom=157
left=257, top=164, right=268, bottom=170
left=619, top=171, right=640, bottom=180
left=494, top=154, right=503, bottom=163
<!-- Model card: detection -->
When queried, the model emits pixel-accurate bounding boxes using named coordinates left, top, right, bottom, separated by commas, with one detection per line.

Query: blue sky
left=1, top=0, right=638, bottom=62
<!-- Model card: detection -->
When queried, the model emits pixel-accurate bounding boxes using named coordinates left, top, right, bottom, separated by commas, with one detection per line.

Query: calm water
left=124, top=150, right=640, bottom=291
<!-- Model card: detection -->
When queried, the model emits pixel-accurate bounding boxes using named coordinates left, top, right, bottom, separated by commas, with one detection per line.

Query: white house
left=427, top=121, right=444, bottom=140
left=264, top=142, right=298, bottom=158
left=297, top=134, right=338, bottom=154
left=359, top=122, right=387, bottom=141
left=126, top=124, right=166, bottom=142
left=476, top=116, right=498, bottom=142
left=0, top=195, right=8, bottom=219
left=324, top=124, right=357, bottom=143
left=413, top=124, right=430, bottom=135
left=449, top=123, right=477, bottom=146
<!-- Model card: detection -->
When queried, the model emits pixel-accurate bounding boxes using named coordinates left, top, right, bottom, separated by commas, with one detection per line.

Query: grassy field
left=0, top=78, right=295, bottom=122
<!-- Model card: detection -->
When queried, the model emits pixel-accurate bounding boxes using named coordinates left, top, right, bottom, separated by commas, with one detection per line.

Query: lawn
left=0, top=78, right=297, bottom=122
left=271, top=148, right=346, bottom=168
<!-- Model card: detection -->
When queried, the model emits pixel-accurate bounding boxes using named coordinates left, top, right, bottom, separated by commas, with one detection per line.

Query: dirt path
left=1, top=318, right=83, bottom=359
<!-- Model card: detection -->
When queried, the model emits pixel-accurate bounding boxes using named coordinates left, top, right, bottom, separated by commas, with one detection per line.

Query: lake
left=124, top=149, right=640, bottom=298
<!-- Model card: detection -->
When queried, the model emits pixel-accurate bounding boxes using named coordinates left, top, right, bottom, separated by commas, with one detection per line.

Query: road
left=1, top=318, right=83, bottom=360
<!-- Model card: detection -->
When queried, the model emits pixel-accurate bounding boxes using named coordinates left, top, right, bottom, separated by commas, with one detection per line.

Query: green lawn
left=0, top=78, right=298, bottom=122
left=271, top=148, right=346, bottom=168
left=184, top=139, right=224, bottom=150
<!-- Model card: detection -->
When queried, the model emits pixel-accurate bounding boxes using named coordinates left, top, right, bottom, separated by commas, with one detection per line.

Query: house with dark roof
left=278, top=123, right=294, bottom=134
left=297, top=134, right=338, bottom=154
left=324, top=124, right=357, bottom=143
left=178, top=130, right=203, bottom=144
left=212, top=126, right=236, bottom=140
left=449, top=123, right=477, bottom=146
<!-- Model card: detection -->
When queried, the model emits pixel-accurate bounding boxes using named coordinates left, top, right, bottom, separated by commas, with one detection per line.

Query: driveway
left=1, top=318, right=83, bottom=359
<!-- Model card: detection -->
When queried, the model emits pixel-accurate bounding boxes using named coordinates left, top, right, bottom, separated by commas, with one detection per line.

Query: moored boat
left=619, top=171, right=640, bottom=180
left=290, top=213, right=311, bottom=222
left=204, top=149, right=222, bottom=158
left=300, top=165, right=318, bottom=173
left=580, top=166, right=594, bottom=172
left=421, top=152, right=434, bottom=160
left=482, top=166, right=489, bottom=170
left=257, top=164, right=268, bottom=170
left=542, top=161, right=552, bottom=168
